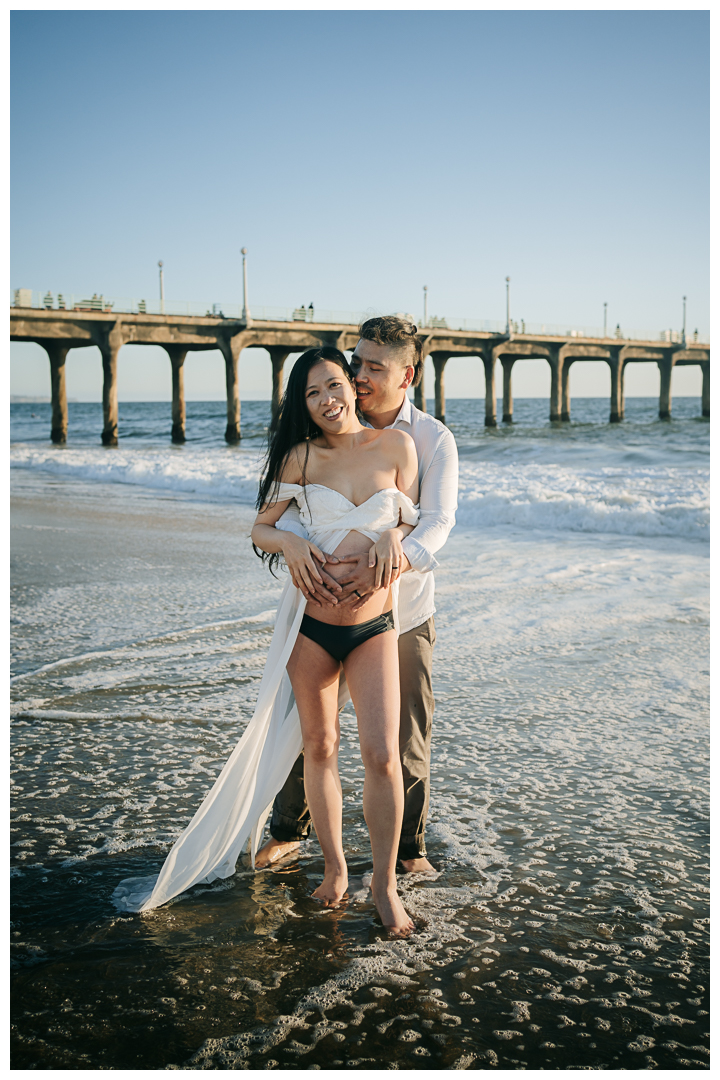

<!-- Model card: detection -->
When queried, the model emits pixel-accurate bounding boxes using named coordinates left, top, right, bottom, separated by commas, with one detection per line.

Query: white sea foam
left=11, top=443, right=708, bottom=541
left=11, top=444, right=263, bottom=504
left=456, top=461, right=708, bottom=541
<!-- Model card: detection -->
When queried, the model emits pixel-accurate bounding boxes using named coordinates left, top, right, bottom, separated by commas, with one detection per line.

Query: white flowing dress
left=112, top=483, right=418, bottom=913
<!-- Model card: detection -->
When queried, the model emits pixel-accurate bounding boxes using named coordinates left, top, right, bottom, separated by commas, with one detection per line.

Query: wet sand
left=11, top=472, right=709, bottom=1070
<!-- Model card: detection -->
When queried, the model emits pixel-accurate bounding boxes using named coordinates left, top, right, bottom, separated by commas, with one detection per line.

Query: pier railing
left=10, top=289, right=709, bottom=345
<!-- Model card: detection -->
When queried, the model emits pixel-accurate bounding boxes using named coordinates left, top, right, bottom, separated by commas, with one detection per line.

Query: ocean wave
left=11, top=444, right=708, bottom=541
left=11, top=444, right=263, bottom=504
left=456, top=462, right=708, bottom=541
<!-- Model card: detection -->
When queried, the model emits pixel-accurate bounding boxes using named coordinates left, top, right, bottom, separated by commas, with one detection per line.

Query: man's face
left=350, top=339, right=414, bottom=416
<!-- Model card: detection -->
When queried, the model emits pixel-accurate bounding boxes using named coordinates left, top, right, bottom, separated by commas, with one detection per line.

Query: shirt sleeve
left=401, top=427, right=459, bottom=574
left=273, top=500, right=309, bottom=540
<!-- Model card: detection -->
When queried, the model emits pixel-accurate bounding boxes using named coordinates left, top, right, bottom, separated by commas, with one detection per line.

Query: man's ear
left=401, top=366, right=414, bottom=390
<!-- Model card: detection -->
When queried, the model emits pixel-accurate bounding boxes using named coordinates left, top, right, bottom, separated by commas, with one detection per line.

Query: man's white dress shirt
left=275, top=393, right=459, bottom=635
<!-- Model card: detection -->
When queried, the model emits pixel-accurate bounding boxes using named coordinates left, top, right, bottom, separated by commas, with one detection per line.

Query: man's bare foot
left=371, top=882, right=415, bottom=937
left=254, top=837, right=301, bottom=869
left=311, top=866, right=348, bottom=907
left=399, top=856, right=436, bottom=874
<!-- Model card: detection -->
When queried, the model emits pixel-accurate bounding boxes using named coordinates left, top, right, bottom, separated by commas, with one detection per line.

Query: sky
left=10, top=9, right=709, bottom=401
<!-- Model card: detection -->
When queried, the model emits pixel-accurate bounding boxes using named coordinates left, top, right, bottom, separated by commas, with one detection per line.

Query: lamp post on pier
left=682, top=295, right=687, bottom=347
left=603, top=302, right=608, bottom=337
left=423, top=285, right=428, bottom=328
left=241, top=248, right=250, bottom=323
left=505, top=277, right=511, bottom=335
left=158, top=261, right=164, bottom=314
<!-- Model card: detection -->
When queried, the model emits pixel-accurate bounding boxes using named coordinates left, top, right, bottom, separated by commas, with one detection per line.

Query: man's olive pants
left=269, top=616, right=436, bottom=861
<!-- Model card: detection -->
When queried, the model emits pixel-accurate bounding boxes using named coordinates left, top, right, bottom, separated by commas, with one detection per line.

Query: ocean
left=10, top=398, right=709, bottom=1070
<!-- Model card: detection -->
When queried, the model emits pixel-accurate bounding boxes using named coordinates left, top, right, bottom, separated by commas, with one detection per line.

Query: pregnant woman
left=113, top=347, right=418, bottom=936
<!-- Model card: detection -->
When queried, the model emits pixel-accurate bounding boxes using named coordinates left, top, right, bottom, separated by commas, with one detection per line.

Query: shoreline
left=11, top=464, right=709, bottom=1071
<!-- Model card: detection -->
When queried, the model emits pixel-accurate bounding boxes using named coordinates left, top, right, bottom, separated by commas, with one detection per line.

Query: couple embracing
left=114, top=316, right=459, bottom=937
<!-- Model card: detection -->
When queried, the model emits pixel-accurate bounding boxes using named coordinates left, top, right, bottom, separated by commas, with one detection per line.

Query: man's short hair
left=358, top=315, right=423, bottom=387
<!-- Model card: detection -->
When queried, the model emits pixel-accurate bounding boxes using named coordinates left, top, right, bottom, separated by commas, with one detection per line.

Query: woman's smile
left=304, top=360, right=358, bottom=432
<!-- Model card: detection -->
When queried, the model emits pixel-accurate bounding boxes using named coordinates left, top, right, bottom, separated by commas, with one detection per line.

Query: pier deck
left=10, top=307, right=710, bottom=444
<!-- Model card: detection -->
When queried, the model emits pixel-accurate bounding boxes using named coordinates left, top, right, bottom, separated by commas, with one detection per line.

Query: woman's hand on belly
left=305, top=536, right=391, bottom=625
left=367, top=527, right=406, bottom=589
left=280, top=533, right=342, bottom=605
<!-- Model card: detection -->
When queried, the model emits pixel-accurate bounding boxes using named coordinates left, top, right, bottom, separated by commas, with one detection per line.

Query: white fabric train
left=111, top=484, right=418, bottom=913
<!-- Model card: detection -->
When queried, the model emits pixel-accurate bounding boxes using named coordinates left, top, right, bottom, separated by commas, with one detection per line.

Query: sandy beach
left=11, top=456, right=709, bottom=1070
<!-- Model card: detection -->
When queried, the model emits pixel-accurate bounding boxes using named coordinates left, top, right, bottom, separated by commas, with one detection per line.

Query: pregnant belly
left=309, top=530, right=392, bottom=626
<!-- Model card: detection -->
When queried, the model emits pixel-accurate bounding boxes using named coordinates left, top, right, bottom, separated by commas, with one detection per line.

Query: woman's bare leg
left=343, top=632, right=414, bottom=936
left=286, top=633, right=346, bottom=904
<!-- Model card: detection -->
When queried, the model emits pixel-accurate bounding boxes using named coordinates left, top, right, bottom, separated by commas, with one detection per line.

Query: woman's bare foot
left=254, top=837, right=301, bottom=869
left=399, top=857, right=436, bottom=874
left=371, top=882, right=415, bottom=937
left=311, top=865, right=348, bottom=907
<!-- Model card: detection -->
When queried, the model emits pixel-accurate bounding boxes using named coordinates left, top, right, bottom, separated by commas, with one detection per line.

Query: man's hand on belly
left=332, top=551, right=409, bottom=611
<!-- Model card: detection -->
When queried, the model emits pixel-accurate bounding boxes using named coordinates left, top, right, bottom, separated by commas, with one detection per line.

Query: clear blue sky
left=11, top=10, right=709, bottom=401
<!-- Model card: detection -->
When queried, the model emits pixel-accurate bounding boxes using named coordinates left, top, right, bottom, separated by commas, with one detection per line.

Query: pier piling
left=608, top=352, right=626, bottom=423
left=218, top=336, right=242, bottom=443
left=268, top=347, right=291, bottom=421
left=658, top=356, right=675, bottom=420
left=414, top=373, right=426, bottom=413
left=165, top=346, right=188, bottom=443
left=701, top=362, right=709, bottom=417
left=432, top=353, right=450, bottom=424
left=561, top=360, right=572, bottom=421
left=100, top=322, right=123, bottom=446
left=45, top=342, right=69, bottom=444
left=501, top=357, right=515, bottom=423
left=548, top=349, right=563, bottom=421
left=100, top=347, right=119, bottom=445
left=483, top=351, right=497, bottom=427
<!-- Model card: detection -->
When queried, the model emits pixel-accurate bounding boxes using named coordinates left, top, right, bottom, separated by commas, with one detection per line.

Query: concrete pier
left=268, top=347, right=291, bottom=421
left=483, top=350, right=498, bottom=427
left=45, top=342, right=69, bottom=443
left=658, top=356, right=675, bottom=420
left=561, top=359, right=572, bottom=422
left=414, top=374, right=426, bottom=412
left=217, top=335, right=243, bottom=443
left=413, top=335, right=438, bottom=413
left=432, top=353, right=450, bottom=424
left=548, top=348, right=563, bottom=422
left=165, top=345, right=188, bottom=443
left=501, top=356, right=515, bottom=423
left=10, top=307, right=710, bottom=442
left=100, top=348, right=118, bottom=445
left=608, top=351, right=626, bottom=423
left=100, top=322, right=123, bottom=446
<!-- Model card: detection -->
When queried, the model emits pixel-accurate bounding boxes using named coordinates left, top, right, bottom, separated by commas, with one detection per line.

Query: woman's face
left=304, top=360, right=357, bottom=432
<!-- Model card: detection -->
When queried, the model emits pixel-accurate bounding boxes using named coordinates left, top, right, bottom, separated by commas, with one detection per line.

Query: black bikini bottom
left=299, top=610, right=395, bottom=663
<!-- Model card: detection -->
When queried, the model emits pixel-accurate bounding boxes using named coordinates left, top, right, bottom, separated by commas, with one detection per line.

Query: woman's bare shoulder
left=277, top=444, right=307, bottom=485
left=376, top=427, right=413, bottom=447
left=378, top=428, right=416, bottom=460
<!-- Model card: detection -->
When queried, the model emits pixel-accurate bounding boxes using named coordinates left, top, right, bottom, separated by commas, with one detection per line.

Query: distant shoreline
left=11, top=396, right=78, bottom=403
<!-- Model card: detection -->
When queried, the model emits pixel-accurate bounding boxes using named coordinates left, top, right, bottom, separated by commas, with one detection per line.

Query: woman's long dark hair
left=254, top=346, right=359, bottom=573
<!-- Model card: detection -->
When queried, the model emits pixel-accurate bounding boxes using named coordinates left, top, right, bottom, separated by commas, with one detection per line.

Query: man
left=255, top=315, right=459, bottom=874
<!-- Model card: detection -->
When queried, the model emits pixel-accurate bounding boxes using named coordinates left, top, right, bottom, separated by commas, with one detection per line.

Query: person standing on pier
left=255, top=315, right=459, bottom=874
